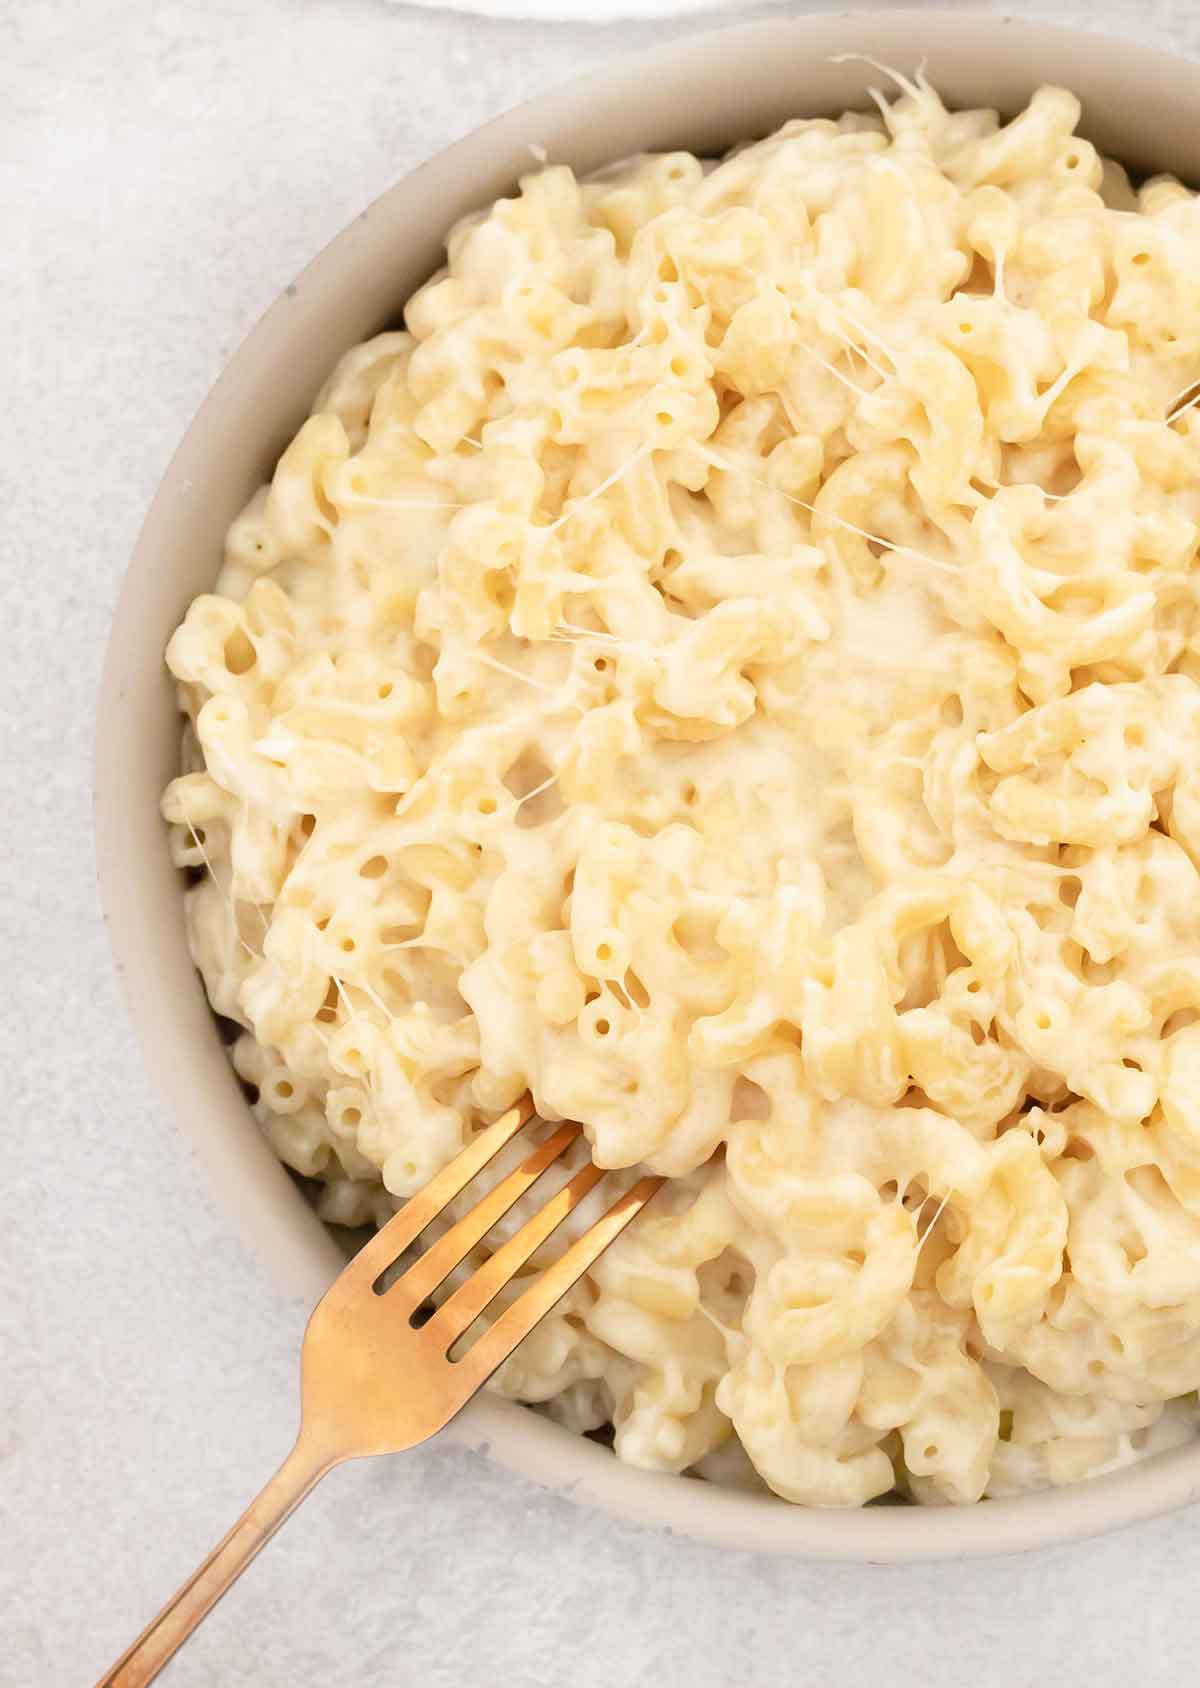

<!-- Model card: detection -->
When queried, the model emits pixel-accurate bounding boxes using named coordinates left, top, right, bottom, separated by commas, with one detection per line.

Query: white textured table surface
left=8, top=2, right=1200, bottom=1683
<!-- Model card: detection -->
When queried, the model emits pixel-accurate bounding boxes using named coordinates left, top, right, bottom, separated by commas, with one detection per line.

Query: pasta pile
left=164, top=72, right=1200, bottom=1505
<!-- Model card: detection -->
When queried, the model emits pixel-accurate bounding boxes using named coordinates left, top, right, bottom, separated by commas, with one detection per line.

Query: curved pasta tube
left=937, top=1133, right=1068, bottom=1338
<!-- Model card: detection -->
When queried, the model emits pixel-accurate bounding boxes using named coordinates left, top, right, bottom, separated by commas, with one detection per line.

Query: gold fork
left=97, top=1098, right=661, bottom=1687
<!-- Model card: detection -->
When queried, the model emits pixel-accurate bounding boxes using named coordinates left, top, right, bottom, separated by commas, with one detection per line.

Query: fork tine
left=429, top=1157, right=607, bottom=1346
left=391, top=1120, right=583, bottom=1309
left=336, top=1097, right=534, bottom=1291
left=449, top=1175, right=664, bottom=1388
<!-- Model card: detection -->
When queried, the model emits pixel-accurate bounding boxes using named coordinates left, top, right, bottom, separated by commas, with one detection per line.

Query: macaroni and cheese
left=163, top=72, right=1200, bottom=1505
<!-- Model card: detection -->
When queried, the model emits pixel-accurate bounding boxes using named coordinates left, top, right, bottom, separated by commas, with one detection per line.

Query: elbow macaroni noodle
left=165, top=73, right=1200, bottom=1505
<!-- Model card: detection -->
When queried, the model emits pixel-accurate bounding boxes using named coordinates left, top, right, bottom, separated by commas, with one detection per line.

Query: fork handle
left=95, top=1435, right=335, bottom=1687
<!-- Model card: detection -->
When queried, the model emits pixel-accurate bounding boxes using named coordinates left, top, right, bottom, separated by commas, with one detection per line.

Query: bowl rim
left=95, top=7, right=1200, bottom=1560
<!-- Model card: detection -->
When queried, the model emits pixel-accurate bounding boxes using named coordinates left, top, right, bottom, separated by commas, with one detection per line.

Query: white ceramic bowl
left=95, top=10, right=1200, bottom=1560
